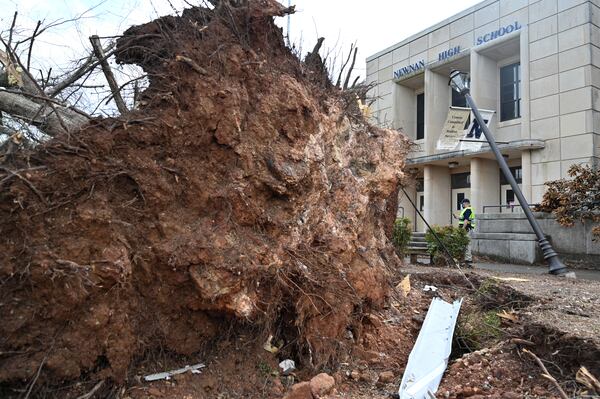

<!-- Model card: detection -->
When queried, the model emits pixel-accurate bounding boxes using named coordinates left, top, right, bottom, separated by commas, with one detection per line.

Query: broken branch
left=176, top=55, right=208, bottom=75
left=90, top=35, right=128, bottom=114
left=26, top=21, right=42, bottom=72
left=522, top=349, right=569, bottom=399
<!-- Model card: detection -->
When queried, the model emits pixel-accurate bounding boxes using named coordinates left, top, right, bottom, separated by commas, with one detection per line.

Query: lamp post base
left=539, top=238, right=571, bottom=276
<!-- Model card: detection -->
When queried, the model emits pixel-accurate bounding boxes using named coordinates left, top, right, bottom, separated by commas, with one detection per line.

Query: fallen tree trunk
left=0, top=90, right=88, bottom=136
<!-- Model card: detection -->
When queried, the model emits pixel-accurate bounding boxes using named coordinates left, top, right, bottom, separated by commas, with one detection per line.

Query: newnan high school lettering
left=393, top=60, right=425, bottom=79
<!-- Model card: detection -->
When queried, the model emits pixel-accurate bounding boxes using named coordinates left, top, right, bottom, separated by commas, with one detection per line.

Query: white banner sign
left=436, top=107, right=471, bottom=151
left=436, top=107, right=496, bottom=151
left=459, top=109, right=495, bottom=151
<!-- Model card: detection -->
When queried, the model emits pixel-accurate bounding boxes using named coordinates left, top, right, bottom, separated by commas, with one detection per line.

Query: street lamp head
left=449, top=70, right=470, bottom=95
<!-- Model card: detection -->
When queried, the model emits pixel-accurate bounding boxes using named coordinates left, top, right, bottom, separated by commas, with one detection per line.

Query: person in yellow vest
left=458, top=198, right=476, bottom=266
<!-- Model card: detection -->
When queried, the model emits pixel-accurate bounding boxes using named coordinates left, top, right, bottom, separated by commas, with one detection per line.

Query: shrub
left=537, top=164, right=600, bottom=239
left=424, top=225, right=469, bottom=264
left=392, top=217, right=412, bottom=255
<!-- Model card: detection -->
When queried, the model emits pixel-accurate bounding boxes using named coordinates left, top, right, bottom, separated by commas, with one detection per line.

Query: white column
left=393, top=83, right=416, bottom=139
left=424, top=165, right=451, bottom=226
left=424, top=69, right=450, bottom=154
left=521, top=150, right=532, bottom=202
left=470, top=50, right=499, bottom=136
left=470, top=158, right=500, bottom=213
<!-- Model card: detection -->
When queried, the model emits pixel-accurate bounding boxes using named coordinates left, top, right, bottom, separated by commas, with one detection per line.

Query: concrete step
left=406, top=246, right=430, bottom=253
left=407, top=241, right=427, bottom=248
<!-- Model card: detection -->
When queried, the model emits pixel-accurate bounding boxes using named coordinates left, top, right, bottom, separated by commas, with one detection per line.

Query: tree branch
left=343, top=46, right=358, bottom=90
left=336, top=43, right=353, bottom=88
left=26, top=21, right=42, bottom=72
left=90, top=35, right=128, bottom=114
left=47, top=43, right=115, bottom=98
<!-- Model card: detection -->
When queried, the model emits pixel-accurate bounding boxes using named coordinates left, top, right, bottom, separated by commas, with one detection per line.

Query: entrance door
left=416, top=192, right=425, bottom=232
left=452, top=188, right=471, bottom=227
left=500, top=184, right=521, bottom=212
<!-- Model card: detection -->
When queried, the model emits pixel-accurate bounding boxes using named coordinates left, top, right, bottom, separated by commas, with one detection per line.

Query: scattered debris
left=576, top=366, right=600, bottom=394
left=143, top=363, right=205, bottom=382
left=496, top=310, right=518, bottom=322
left=522, top=349, right=569, bottom=399
left=492, top=276, right=530, bottom=282
left=423, top=285, right=438, bottom=292
left=263, top=334, right=280, bottom=354
left=279, top=359, right=296, bottom=375
left=509, top=338, right=534, bottom=346
left=399, top=298, right=463, bottom=399
left=398, top=274, right=411, bottom=297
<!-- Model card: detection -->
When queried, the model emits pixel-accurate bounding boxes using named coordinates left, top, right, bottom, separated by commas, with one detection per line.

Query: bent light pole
left=449, top=70, right=569, bottom=276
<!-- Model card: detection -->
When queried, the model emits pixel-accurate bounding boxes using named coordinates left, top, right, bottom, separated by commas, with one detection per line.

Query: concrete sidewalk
left=406, top=255, right=600, bottom=281
left=474, top=262, right=600, bottom=281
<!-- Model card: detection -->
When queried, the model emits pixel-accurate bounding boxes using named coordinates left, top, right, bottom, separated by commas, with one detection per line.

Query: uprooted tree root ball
left=0, top=0, right=409, bottom=388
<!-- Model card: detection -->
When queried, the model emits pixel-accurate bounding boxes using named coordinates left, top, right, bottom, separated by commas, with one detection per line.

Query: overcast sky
left=2, top=0, right=483, bottom=72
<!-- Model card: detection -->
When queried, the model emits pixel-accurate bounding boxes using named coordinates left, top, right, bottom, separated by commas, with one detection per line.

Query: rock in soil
left=283, top=381, right=313, bottom=399
left=378, top=371, right=395, bottom=383
left=309, top=373, right=335, bottom=397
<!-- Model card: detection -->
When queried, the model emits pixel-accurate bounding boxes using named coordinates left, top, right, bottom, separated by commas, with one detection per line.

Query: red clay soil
left=0, top=0, right=409, bottom=392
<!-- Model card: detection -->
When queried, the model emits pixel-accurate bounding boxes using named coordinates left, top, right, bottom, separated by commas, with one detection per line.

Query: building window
left=452, top=88, right=467, bottom=108
left=416, top=93, right=425, bottom=140
left=451, top=172, right=471, bottom=189
left=419, top=195, right=424, bottom=212
left=506, top=189, right=515, bottom=204
left=416, top=178, right=424, bottom=192
left=452, top=88, right=470, bottom=128
left=500, top=166, right=523, bottom=184
left=500, top=63, right=521, bottom=121
left=456, top=192, right=465, bottom=210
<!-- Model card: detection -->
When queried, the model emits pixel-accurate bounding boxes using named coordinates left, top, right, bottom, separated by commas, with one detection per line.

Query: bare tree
left=0, top=10, right=143, bottom=155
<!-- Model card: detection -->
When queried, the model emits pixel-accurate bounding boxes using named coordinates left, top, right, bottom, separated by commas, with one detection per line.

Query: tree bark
left=0, top=90, right=87, bottom=137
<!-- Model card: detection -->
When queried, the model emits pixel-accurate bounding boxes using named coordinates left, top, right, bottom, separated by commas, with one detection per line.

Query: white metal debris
left=422, top=285, right=438, bottom=292
left=399, top=297, right=463, bottom=399
left=279, top=359, right=296, bottom=375
left=144, top=363, right=205, bottom=382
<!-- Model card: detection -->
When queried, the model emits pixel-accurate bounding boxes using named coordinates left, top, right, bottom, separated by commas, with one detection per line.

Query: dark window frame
left=451, top=88, right=471, bottom=129
left=500, top=166, right=523, bottom=185
left=451, top=172, right=471, bottom=189
left=456, top=192, right=465, bottom=210
left=451, top=88, right=467, bottom=108
left=500, top=62, right=521, bottom=122
left=416, top=93, right=425, bottom=140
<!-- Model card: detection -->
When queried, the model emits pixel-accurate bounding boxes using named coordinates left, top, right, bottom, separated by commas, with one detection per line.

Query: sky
left=0, top=0, right=482, bottom=111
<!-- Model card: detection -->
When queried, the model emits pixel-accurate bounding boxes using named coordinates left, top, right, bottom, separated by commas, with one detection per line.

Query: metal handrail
left=482, top=203, right=540, bottom=213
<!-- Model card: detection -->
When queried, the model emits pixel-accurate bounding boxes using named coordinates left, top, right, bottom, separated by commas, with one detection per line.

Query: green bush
left=424, top=225, right=469, bottom=264
left=392, top=217, right=412, bottom=255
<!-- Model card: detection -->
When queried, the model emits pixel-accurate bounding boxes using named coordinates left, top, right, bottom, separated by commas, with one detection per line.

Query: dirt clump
left=0, top=0, right=409, bottom=393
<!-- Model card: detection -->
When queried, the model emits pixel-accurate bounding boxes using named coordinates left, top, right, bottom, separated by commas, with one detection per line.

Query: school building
left=367, top=0, right=600, bottom=232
